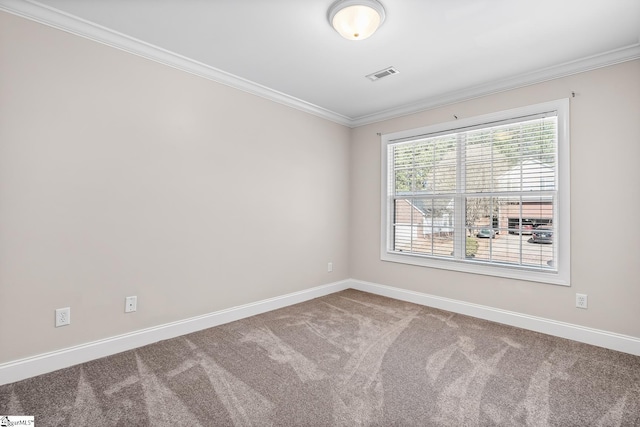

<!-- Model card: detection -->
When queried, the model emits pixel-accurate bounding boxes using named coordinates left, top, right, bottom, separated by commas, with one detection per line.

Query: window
left=381, top=99, right=570, bottom=285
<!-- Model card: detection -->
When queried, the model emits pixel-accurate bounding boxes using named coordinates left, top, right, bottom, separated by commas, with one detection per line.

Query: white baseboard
left=347, top=279, right=640, bottom=357
left=3, top=278, right=638, bottom=386
left=0, top=280, right=350, bottom=386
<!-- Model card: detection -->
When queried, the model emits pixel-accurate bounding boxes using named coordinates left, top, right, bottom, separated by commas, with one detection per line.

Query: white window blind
left=381, top=100, right=570, bottom=285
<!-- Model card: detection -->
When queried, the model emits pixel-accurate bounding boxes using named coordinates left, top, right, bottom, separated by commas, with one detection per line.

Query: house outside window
left=381, top=99, right=570, bottom=285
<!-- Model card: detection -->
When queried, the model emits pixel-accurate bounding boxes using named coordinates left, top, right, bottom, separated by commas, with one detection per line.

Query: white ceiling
left=3, top=0, right=640, bottom=126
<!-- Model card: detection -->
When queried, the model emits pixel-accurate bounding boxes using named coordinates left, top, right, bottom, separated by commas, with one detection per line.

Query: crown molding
left=350, top=41, right=640, bottom=127
left=2, top=0, right=639, bottom=128
left=0, top=0, right=353, bottom=127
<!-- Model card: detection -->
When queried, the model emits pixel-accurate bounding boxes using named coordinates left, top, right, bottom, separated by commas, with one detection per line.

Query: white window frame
left=380, top=99, right=570, bottom=286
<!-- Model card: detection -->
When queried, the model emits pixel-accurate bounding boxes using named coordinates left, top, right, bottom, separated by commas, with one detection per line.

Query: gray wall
left=2, top=10, right=639, bottom=366
left=0, top=12, right=351, bottom=363
left=349, top=59, right=640, bottom=338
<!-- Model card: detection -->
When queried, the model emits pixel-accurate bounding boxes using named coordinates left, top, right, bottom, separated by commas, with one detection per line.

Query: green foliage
left=392, top=135, right=457, bottom=193
left=489, top=118, right=557, bottom=166
left=391, top=117, right=557, bottom=197
left=466, top=237, right=479, bottom=257
left=391, top=117, right=558, bottom=232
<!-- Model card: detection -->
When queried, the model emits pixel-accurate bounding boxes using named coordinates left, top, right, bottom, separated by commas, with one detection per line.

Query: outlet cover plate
left=125, top=296, right=137, bottom=313
left=55, top=307, right=71, bottom=327
left=576, top=293, right=588, bottom=309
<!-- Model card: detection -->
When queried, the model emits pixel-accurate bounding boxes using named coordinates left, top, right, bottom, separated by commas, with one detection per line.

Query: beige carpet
left=1, top=289, right=639, bottom=426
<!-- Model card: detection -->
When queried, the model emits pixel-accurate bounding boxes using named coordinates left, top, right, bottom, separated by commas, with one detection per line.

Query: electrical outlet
left=576, top=293, right=588, bottom=309
left=55, top=307, right=71, bottom=327
left=125, top=296, right=137, bottom=313
left=328, top=262, right=333, bottom=272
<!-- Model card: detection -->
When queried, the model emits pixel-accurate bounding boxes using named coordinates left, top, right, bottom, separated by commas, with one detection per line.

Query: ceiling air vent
left=366, top=66, right=399, bottom=82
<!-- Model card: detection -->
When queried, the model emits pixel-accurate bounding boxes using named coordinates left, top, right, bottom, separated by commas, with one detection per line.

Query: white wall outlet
left=125, top=296, right=137, bottom=313
left=55, top=307, right=71, bottom=327
left=576, top=293, right=588, bottom=309
left=328, top=262, right=333, bottom=272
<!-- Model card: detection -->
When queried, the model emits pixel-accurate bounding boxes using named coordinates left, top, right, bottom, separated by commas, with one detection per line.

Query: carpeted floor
left=1, top=289, right=639, bottom=426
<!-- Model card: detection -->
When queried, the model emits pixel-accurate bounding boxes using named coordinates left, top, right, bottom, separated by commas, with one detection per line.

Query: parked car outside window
left=531, top=226, right=553, bottom=243
left=477, top=228, right=497, bottom=238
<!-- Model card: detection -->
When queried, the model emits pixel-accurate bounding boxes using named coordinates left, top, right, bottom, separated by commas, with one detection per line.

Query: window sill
left=381, top=250, right=570, bottom=286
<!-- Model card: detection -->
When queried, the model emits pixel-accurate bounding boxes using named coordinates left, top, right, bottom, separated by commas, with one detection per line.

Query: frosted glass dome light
left=328, top=0, right=386, bottom=41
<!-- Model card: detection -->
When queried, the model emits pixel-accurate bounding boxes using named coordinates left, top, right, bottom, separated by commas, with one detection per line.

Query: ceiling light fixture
left=328, top=0, right=386, bottom=41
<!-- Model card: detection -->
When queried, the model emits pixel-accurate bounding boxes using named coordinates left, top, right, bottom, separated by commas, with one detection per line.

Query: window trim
left=380, top=99, right=571, bottom=286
